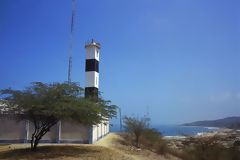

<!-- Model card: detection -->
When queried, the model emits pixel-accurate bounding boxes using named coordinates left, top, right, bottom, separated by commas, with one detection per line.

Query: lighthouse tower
left=85, top=40, right=100, bottom=98
left=85, top=40, right=109, bottom=143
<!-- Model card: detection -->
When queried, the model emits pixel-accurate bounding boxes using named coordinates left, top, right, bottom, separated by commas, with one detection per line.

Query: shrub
left=170, top=136, right=240, bottom=160
left=123, top=116, right=150, bottom=147
left=122, top=116, right=169, bottom=155
left=155, top=139, right=169, bottom=155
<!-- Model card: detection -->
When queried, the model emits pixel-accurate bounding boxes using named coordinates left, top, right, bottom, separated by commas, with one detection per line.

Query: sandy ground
left=0, top=133, right=180, bottom=160
left=96, top=133, right=180, bottom=160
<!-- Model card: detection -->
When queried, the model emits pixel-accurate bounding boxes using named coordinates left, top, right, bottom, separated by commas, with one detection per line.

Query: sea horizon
left=110, top=124, right=218, bottom=136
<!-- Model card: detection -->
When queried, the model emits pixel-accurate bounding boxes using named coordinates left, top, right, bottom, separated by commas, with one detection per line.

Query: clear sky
left=0, top=0, right=239, bottom=124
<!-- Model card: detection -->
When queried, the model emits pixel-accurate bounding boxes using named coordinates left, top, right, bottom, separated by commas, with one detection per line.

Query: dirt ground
left=0, top=133, right=180, bottom=160
left=96, top=133, right=180, bottom=160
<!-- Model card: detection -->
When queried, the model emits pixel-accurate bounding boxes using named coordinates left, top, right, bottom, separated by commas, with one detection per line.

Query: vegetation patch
left=122, top=116, right=170, bottom=155
left=122, top=116, right=240, bottom=160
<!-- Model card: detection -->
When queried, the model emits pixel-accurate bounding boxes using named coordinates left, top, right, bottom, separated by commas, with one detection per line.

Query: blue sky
left=0, top=0, right=239, bottom=124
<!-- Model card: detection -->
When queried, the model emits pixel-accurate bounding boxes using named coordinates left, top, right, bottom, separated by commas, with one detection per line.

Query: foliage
left=121, top=117, right=168, bottom=156
left=0, top=82, right=117, bottom=151
left=123, top=116, right=150, bottom=147
left=142, top=128, right=162, bottom=143
left=141, top=128, right=168, bottom=154
left=170, top=136, right=240, bottom=160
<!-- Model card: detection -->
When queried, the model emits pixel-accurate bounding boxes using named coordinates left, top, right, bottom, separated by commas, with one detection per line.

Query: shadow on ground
left=0, top=145, right=111, bottom=160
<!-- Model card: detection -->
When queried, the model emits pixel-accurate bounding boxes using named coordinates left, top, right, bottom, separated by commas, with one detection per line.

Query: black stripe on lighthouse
left=85, top=87, right=98, bottom=98
left=85, top=59, right=99, bottom=72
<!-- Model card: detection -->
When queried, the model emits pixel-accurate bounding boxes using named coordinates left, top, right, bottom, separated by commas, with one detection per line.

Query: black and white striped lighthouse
left=85, top=40, right=101, bottom=98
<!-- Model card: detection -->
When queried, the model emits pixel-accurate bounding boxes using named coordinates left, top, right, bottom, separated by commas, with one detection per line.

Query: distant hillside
left=183, top=117, right=240, bottom=129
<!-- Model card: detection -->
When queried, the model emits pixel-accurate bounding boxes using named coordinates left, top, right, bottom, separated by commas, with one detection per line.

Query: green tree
left=0, top=82, right=117, bottom=151
left=123, top=116, right=150, bottom=147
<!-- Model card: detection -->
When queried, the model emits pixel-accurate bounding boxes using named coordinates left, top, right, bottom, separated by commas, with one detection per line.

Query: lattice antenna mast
left=68, top=0, right=76, bottom=83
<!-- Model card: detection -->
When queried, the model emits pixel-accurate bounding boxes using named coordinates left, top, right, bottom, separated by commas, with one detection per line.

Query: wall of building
left=0, top=115, right=109, bottom=144
left=0, top=115, right=26, bottom=143
left=91, top=120, right=109, bottom=143
left=92, top=125, right=98, bottom=143
left=60, top=121, right=89, bottom=143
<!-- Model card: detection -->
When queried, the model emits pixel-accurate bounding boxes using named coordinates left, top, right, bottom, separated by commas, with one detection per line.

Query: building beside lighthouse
left=0, top=40, right=109, bottom=144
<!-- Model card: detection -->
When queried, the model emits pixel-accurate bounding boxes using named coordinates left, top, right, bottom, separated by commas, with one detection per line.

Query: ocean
left=110, top=124, right=218, bottom=136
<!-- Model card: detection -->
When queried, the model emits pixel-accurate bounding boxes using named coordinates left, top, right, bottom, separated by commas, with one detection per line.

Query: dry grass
left=0, top=144, right=127, bottom=160
left=167, top=136, right=240, bottom=160
left=118, top=131, right=240, bottom=160
left=0, top=133, right=180, bottom=160
left=106, top=133, right=180, bottom=160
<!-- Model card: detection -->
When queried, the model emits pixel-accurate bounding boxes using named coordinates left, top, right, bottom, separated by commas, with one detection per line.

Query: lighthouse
left=85, top=40, right=101, bottom=98
left=85, top=40, right=109, bottom=143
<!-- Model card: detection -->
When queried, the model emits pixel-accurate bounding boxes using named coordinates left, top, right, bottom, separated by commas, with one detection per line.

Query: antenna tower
left=68, top=0, right=76, bottom=82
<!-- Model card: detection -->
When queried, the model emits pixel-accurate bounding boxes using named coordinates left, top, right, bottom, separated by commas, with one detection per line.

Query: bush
left=143, top=128, right=162, bottom=142
left=141, top=128, right=161, bottom=148
left=155, top=140, right=169, bottom=155
left=123, top=116, right=150, bottom=147
left=122, top=116, right=169, bottom=155
left=170, top=136, right=240, bottom=160
left=117, top=133, right=134, bottom=146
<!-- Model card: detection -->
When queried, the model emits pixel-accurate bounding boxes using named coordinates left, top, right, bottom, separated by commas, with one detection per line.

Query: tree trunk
left=31, top=124, right=38, bottom=151
left=136, top=135, right=139, bottom=148
left=31, top=134, right=40, bottom=151
left=30, top=129, right=48, bottom=151
left=30, top=136, right=34, bottom=151
left=30, top=119, right=58, bottom=151
left=33, top=138, right=40, bottom=151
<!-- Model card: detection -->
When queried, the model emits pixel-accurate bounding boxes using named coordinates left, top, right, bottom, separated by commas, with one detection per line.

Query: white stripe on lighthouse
left=85, top=71, right=99, bottom=88
left=86, top=47, right=99, bottom=61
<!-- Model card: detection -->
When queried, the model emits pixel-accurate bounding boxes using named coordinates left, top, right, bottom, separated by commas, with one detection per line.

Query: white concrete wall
left=102, top=122, right=105, bottom=135
left=0, top=116, right=26, bottom=142
left=92, top=125, right=98, bottom=143
left=91, top=120, right=109, bottom=143
left=61, top=121, right=89, bottom=143
left=103, top=121, right=109, bottom=135
left=97, top=123, right=102, bottom=139
left=107, top=122, right=109, bottom=134
left=0, top=115, right=109, bottom=144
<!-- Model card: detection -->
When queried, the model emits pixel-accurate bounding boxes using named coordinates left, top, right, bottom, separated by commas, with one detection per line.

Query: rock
left=233, top=140, right=240, bottom=146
